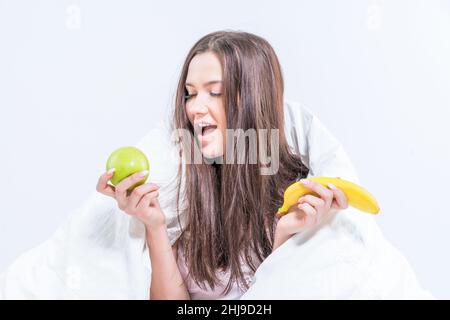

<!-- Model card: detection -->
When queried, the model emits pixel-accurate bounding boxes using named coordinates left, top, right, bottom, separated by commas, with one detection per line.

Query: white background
left=0, top=0, right=449, bottom=298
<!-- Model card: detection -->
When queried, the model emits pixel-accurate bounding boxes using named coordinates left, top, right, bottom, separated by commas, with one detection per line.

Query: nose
left=188, top=93, right=209, bottom=116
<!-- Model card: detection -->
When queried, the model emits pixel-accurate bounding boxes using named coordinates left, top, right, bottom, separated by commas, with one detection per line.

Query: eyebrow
left=185, top=80, right=222, bottom=87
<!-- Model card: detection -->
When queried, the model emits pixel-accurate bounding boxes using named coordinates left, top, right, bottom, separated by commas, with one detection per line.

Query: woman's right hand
left=96, top=169, right=166, bottom=230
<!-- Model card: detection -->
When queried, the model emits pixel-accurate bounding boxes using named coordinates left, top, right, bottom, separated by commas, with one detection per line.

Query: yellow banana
left=277, top=176, right=380, bottom=216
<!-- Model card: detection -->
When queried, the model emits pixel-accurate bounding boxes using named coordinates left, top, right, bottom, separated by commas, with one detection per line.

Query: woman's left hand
left=273, top=179, right=348, bottom=250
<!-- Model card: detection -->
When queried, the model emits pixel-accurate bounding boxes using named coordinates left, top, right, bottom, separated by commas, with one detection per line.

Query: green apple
left=106, top=146, right=149, bottom=191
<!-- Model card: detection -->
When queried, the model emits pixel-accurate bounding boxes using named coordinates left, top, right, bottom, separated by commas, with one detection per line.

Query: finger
left=298, top=195, right=325, bottom=211
left=331, top=199, right=341, bottom=210
left=96, top=168, right=116, bottom=198
left=101, top=185, right=116, bottom=198
left=300, top=179, right=334, bottom=206
left=300, top=195, right=329, bottom=222
left=297, top=203, right=318, bottom=228
left=128, top=183, right=160, bottom=209
left=115, top=170, right=149, bottom=206
left=297, top=202, right=316, bottom=216
left=328, top=183, right=349, bottom=209
left=136, top=190, right=160, bottom=211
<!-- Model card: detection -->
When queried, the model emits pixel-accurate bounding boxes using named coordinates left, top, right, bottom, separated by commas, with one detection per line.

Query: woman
left=0, top=31, right=431, bottom=300
left=97, top=31, right=350, bottom=299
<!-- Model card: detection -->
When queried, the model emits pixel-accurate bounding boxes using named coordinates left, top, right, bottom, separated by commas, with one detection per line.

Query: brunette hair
left=172, top=30, right=309, bottom=293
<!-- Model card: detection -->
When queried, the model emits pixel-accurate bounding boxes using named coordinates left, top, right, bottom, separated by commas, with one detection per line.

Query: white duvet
left=0, top=101, right=434, bottom=299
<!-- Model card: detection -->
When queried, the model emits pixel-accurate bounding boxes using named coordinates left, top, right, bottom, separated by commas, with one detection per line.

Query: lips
left=193, top=123, right=218, bottom=145
left=202, top=125, right=217, bottom=136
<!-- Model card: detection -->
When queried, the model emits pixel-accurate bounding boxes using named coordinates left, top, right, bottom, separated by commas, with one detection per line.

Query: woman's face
left=185, top=52, right=226, bottom=160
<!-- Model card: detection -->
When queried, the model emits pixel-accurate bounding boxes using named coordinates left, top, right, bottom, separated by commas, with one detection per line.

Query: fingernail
left=107, top=168, right=116, bottom=175
left=328, top=183, right=336, bottom=190
left=138, top=170, right=148, bottom=178
left=300, top=179, right=309, bottom=185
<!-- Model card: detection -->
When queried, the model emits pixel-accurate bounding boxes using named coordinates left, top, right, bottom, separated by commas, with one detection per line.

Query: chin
left=201, top=144, right=224, bottom=162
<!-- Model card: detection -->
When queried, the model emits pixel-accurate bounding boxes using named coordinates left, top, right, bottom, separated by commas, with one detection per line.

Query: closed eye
left=185, top=92, right=221, bottom=100
left=184, top=93, right=197, bottom=100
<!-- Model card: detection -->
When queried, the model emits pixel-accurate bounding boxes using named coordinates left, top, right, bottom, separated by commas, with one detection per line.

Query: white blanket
left=0, top=101, right=434, bottom=299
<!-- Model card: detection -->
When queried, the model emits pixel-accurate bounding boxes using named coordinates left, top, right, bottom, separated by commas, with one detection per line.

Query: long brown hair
left=172, top=30, right=309, bottom=293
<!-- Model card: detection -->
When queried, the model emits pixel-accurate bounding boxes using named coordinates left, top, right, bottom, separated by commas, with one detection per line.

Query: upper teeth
left=198, top=122, right=212, bottom=127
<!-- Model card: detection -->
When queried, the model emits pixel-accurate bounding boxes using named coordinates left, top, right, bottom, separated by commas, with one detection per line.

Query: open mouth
left=201, top=125, right=217, bottom=136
